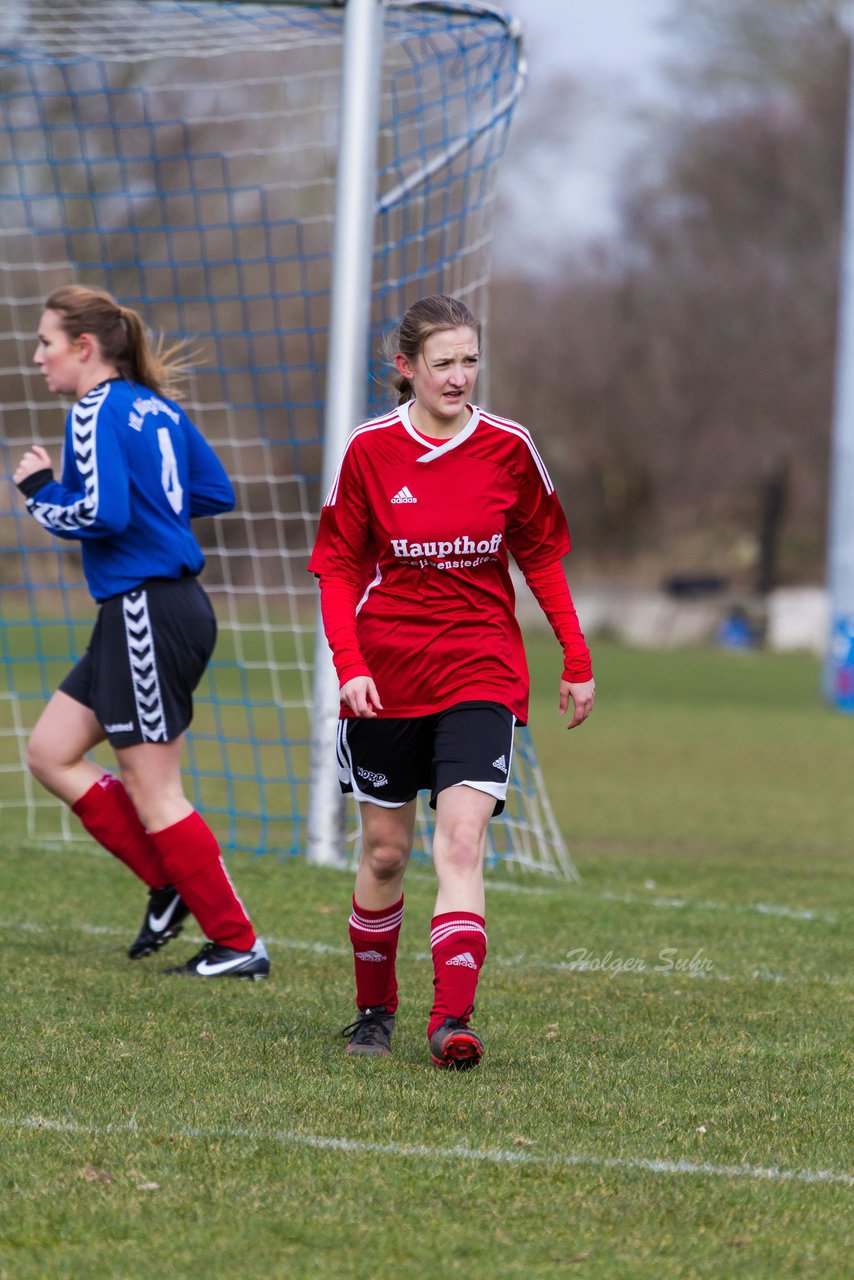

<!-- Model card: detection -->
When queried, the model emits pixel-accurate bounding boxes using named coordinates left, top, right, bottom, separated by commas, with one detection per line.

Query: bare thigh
left=26, top=691, right=107, bottom=806
left=432, top=785, right=496, bottom=916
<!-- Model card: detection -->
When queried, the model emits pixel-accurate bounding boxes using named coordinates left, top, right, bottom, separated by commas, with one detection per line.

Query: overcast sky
left=517, top=0, right=672, bottom=82
left=494, top=0, right=676, bottom=259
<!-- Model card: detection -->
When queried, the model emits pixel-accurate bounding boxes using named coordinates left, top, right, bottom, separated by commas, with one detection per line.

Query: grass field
left=1, top=637, right=852, bottom=1278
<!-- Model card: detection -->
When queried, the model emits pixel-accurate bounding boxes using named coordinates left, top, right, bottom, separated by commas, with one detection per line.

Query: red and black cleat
left=429, top=1016, right=484, bottom=1070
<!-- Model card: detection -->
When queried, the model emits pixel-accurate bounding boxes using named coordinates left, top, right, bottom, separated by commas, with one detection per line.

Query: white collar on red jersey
left=398, top=400, right=482, bottom=462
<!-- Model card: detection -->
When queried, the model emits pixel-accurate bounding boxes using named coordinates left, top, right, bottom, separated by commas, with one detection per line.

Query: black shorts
left=60, top=577, right=217, bottom=748
left=337, top=700, right=515, bottom=816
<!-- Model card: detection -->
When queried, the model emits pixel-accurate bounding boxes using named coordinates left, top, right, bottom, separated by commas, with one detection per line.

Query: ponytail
left=44, top=284, right=195, bottom=399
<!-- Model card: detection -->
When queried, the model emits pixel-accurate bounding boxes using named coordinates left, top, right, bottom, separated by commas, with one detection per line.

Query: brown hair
left=44, top=284, right=195, bottom=400
left=385, top=294, right=482, bottom=405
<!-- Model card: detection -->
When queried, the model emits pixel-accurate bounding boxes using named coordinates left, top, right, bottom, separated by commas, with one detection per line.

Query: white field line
left=412, top=870, right=842, bottom=921
left=50, top=845, right=842, bottom=923
left=593, top=889, right=839, bottom=924
left=0, top=917, right=850, bottom=988
left=3, top=1115, right=852, bottom=1189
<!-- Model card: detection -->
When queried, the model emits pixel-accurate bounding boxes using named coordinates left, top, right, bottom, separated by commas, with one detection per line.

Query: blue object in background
left=827, top=615, right=854, bottom=711
left=716, top=610, right=757, bottom=651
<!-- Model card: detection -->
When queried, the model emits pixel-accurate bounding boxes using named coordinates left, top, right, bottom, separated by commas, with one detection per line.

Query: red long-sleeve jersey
left=308, top=402, right=592, bottom=723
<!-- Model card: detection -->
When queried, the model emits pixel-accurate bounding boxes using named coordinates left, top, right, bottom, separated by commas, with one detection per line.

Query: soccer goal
left=0, top=0, right=578, bottom=880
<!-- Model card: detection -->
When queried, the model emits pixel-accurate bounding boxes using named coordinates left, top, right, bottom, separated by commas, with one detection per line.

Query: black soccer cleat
left=128, top=885, right=190, bottom=959
left=165, top=938, right=270, bottom=980
left=429, top=1016, right=484, bottom=1070
left=341, top=1006, right=396, bottom=1057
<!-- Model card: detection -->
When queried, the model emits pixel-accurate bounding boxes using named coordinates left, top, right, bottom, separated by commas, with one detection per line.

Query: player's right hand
left=340, top=676, right=383, bottom=718
left=14, top=444, right=53, bottom=485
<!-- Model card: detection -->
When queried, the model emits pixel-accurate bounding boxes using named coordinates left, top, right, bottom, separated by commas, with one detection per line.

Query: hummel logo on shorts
left=446, top=951, right=478, bottom=969
left=355, top=950, right=387, bottom=962
left=493, top=754, right=508, bottom=773
left=391, top=486, right=417, bottom=503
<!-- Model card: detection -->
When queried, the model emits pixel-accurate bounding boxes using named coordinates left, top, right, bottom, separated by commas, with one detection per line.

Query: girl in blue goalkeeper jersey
left=13, top=284, right=268, bottom=979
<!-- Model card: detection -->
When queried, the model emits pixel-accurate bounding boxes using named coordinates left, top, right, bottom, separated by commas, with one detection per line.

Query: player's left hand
left=560, top=677, right=595, bottom=730
left=14, top=444, right=53, bottom=485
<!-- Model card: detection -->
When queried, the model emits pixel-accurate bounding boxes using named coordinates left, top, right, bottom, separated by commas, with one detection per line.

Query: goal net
left=0, top=0, right=578, bottom=879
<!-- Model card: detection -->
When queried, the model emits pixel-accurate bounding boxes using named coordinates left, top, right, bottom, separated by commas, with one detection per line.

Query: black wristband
left=16, top=468, right=54, bottom=498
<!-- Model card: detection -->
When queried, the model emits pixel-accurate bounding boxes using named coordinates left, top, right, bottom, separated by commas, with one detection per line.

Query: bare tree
left=491, top=0, right=849, bottom=586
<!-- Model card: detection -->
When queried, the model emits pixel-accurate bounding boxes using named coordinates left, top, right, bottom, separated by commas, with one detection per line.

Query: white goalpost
left=306, top=0, right=383, bottom=870
left=0, top=0, right=579, bottom=879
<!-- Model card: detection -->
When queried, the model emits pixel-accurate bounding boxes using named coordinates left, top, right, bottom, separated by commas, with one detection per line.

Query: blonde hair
left=44, top=284, right=195, bottom=400
left=384, top=294, right=482, bottom=405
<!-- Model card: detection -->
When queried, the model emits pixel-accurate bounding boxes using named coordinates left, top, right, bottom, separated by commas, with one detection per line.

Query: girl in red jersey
left=309, top=294, right=594, bottom=1068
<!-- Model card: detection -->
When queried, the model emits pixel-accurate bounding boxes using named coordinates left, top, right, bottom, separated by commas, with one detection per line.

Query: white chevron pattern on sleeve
left=28, top=382, right=110, bottom=531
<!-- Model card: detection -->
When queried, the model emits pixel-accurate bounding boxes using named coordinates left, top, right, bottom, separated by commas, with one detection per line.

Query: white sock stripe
left=430, top=920, right=488, bottom=949
left=218, top=855, right=253, bottom=928
left=349, top=907, right=404, bottom=933
left=430, top=919, right=487, bottom=940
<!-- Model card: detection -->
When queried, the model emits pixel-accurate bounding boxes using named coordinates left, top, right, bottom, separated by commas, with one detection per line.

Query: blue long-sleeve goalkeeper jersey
left=25, top=378, right=235, bottom=601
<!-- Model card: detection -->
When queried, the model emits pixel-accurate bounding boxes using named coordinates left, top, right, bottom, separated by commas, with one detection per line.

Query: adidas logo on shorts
left=446, top=951, right=478, bottom=969
left=355, top=950, right=387, bottom=962
left=493, top=754, right=508, bottom=773
left=391, top=485, right=417, bottom=504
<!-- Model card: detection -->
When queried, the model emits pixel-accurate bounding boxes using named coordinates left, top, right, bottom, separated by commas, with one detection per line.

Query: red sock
left=72, top=774, right=164, bottom=888
left=428, top=911, right=487, bottom=1039
left=149, top=811, right=256, bottom=950
left=349, top=895, right=404, bottom=1014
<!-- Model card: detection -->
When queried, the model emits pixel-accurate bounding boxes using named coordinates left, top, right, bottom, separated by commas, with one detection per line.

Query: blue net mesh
left=0, top=2, right=573, bottom=875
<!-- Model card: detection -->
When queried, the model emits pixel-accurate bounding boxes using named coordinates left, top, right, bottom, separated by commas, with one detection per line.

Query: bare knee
left=446, top=812, right=485, bottom=859
left=26, top=728, right=64, bottom=788
left=355, top=799, right=414, bottom=879
left=23, top=693, right=106, bottom=805
left=25, top=728, right=97, bottom=807
left=435, top=819, right=484, bottom=876
left=433, top=788, right=495, bottom=881
left=362, top=838, right=410, bottom=883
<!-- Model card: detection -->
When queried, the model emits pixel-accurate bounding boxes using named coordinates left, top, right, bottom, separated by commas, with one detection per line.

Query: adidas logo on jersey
left=355, top=950, right=387, bottom=962
left=391, top=486, right=417, bottom=504
left=493, top=755, right=508, bottom=773
left=446, top=951, right=478, bottom=969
